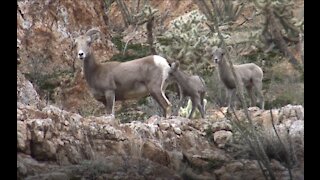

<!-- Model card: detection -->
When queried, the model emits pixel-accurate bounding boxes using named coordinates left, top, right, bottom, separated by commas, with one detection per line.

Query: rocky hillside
left=17, top=0, right=304, bottom=118
left=17, top=0, right=304, bottom=179
left=18, top=69, right=304, bottom=179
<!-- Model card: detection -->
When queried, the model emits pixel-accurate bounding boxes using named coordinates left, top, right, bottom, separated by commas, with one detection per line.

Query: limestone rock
left=289, top=120, right=304, bottom=137
left=17, top=70, right=41, bottom=107
left=17, top=99, right=303, bottom=179
left=142, top=141, right=171, bottom=166
left=211, top=121, right=232, bottom=132
left=279, top=104, right=304, bottom=123
left=214, top=130, right=233, bottom=148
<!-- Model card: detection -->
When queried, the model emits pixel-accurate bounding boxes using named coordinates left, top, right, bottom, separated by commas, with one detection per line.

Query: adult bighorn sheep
left=73, top=28, right=172, bottom=118
left=210, top=47, right=264, bottom=109
left=166, top=61, right=206, bottom=119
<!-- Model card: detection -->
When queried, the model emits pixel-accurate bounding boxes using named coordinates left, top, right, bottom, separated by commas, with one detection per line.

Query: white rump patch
left=153, top=55, right=170, bottom=81
left=153, top=55, right=170, bottom=68
left=153, top=55, right=172, bottom=106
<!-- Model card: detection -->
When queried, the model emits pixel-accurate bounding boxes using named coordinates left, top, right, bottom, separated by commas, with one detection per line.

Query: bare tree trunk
left=136, top=0, right=141, bottom=13
left=146, top=16, right=157, bottom=55
left=265, top=7, right=301, bottom=71
left=192, top=0, right=216, bottom=32
left=115, top=0, right=132, bottom=27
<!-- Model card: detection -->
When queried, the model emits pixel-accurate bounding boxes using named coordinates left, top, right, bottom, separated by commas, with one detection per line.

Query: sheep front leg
left=104, top=90, right=115, bottom=117
left=260, top=96, right=265, bottom=110
left=200, top=92, right=206, bottom=118
left=254, top=81, right=264, bottom=110
left=247, top=87, right=256, bottom=107
left=188, top=99, right=197, bottom=119
left=226, top=88, right=235, bottom=109
left=188, top=97, right=205, bottom=119
left=197, top=103, right=205, bottom=119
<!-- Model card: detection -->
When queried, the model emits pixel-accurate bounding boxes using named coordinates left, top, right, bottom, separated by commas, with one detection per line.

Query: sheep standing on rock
left=73, top=28, right=173, bottom=118
left=210, top=47, right=264, bottom=109
left=168, top=61, right=207, bottom=119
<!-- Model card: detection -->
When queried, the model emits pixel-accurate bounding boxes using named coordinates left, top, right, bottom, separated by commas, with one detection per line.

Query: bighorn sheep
left=167, top=61, right=206, bottom=119
left=210, top=47, right=264, bottom=109
left=73, top=28, right=172, bottom=118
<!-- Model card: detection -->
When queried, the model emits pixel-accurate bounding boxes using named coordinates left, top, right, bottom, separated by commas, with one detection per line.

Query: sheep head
left=212, top=47, right=225, bottom=64
left=74, top=28, right=101, bottom=60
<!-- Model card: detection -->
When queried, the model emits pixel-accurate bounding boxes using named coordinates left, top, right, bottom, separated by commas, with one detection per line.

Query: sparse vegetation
left=229, top=109, right=303, bottom=180
left=74, top=159, right=113, bottom=179
left=23, top=52, right=74, bottom=104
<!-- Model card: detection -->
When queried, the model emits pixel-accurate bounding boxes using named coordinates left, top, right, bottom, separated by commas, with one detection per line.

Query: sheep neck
left=218, top=58, right=236, bottom=89
left=83, top=53, right=99, bottom=86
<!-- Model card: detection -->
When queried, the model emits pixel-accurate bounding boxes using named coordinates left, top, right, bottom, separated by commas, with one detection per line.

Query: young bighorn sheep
left=167, top=61, right=206, bottom=119
left=74, top=28, right=172, bottom=118
left=210, top=47, right=264, bottom=109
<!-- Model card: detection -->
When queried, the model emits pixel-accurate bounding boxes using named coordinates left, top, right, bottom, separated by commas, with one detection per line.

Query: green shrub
left=110, top=35, right=150, bottom=62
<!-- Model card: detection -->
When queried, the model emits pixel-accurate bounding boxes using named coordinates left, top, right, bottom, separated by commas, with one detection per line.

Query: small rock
left=173, top=127, right=182, bottom=135
left=214, top=166, right=226, bottom=176
left=270, top=159, right=286, bottom=171
left=211, top=121, right=232, bottom=132
left=289, top=120, right=304, bottom=137
left=159, top=122, right=170, bottom=131
left=225, top=161, right=243, bottom=172
left=146, top=115, right=161, bottom=124
left=63, top=120, right=69, bottom=126
left=214, top=130, right=233, bottom=148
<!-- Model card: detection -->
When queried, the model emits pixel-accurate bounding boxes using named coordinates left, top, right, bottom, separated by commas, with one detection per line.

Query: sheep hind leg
left=197, top=102, right=205, bottom=119
left=199, top=92, right=206, bottom=118
left=200, top=92, right=205, bottom=111
left=188, top=98, right=198, bottom=119
left=254, top=81, right=264, bottom=110
left=150, top=89, right=172, bottom=118
left=247, top=86, right=256, bottom=108
left=226, top=89, right=235, bottom=109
